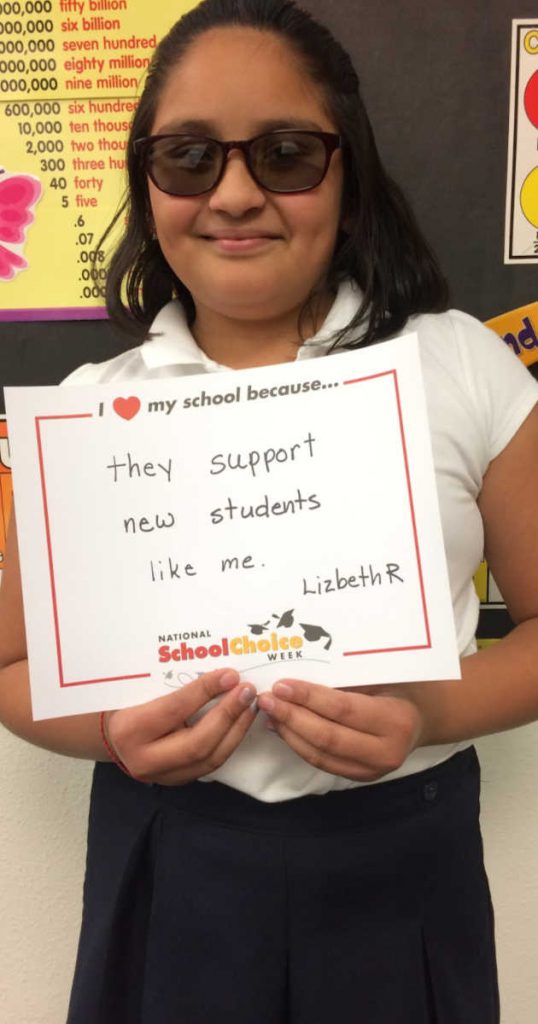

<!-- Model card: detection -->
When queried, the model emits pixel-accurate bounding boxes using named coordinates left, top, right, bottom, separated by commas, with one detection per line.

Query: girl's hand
left=257, top=680, right=423, bottom=782
left=103, top=668, right=257, bottom=785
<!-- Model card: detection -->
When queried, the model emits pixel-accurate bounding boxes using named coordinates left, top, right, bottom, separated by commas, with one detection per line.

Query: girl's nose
left=207, top=150, right=266, bottom=216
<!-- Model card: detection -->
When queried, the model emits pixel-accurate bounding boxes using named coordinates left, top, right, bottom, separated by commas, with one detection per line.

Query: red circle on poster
left=524, top=71, right=538, bottom=128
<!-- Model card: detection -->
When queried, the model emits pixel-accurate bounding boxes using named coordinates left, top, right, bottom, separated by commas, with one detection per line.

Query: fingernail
left=265, top=717, right=277, bottom=732
left=239, top=684, right=256, bottom=706
left=220, top=670, right=239, bottom=690
left=274, top=682, right=293, bottom=699
left=259, top=695, right=275, bottom=713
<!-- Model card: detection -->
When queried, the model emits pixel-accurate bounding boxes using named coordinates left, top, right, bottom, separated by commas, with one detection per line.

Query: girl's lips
left=204, top=235, right=279, bottom=253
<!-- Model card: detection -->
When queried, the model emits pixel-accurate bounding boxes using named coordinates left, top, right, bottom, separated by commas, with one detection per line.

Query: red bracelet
left=99, top=711, right=133, bottom=777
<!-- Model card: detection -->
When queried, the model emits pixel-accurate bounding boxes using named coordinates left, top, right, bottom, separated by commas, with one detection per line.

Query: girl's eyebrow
left=151, top=117, right=326, bottom=136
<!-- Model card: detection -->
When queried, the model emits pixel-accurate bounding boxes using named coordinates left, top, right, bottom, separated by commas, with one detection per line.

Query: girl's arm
left=410, top=399, right=538, bottom=746
left=257, top=404, right=538, bottom=778
left=0, top=513, right=107, bottom=759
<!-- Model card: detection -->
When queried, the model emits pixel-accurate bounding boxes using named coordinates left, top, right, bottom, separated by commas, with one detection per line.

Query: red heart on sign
left=113, top=396, right=141, bottom=420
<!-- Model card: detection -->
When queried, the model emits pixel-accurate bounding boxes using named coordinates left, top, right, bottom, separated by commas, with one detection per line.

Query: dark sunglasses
left=133, top=129, right=342, bottom=196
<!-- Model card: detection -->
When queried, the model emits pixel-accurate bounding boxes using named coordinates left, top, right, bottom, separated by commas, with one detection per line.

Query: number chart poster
left=5, top=338, right=460, bottom=720
left=505, top=20, right=538, bottom=263
left=0, top=0, right=196, bottom=321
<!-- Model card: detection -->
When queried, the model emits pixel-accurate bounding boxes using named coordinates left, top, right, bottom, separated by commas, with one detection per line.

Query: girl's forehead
left=151, top=27, right=332, bottom=133
left=168, top=25, right=304, bottom=75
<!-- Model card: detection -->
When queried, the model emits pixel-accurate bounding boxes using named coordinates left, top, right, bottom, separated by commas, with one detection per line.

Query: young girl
left=1, top=1, right=538, bottom=1021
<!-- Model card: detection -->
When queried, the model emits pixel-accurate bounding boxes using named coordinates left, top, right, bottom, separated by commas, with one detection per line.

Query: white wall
left=0, top=731, right=91, bottom=1024
left=1, top=724, right=537, bottom=1023
left=479, top=726, right=538, bottom=1023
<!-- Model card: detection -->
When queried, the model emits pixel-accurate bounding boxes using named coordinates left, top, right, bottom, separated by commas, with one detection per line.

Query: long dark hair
left=103, top=0, right=448, bottom=346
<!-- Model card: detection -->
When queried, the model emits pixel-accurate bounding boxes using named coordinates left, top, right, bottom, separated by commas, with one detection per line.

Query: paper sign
left=5, top=335, right=460, bottom=720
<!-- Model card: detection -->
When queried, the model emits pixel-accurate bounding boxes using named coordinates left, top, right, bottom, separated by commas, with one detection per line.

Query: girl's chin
left=195, top=294, right=302, bottom=324
left=186, top=277, right=318, bottom=323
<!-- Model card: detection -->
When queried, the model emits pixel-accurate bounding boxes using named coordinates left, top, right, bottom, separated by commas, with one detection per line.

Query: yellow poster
left=0, top=0, right=196, bottom=321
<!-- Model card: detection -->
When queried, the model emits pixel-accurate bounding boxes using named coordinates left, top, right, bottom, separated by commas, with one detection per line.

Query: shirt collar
left=140, top=280, right=362, bottom=370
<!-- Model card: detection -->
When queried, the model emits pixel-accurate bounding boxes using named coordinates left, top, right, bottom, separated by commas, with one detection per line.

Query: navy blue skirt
left=66, top=746, right=499, bottom=1024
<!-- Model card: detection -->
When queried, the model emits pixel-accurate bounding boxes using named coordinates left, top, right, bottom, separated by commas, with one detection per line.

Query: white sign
left=5, top=334, right=460, bottom=720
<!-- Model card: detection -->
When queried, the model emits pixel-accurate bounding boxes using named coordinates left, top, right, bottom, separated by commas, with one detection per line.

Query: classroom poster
left=505, top=19, right=538, bottom=263
left=0, top=0, right=196, bottom=320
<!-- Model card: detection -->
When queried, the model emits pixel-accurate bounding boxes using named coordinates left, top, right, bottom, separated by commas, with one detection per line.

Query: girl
left=1, top=1, right=537, bottom=1021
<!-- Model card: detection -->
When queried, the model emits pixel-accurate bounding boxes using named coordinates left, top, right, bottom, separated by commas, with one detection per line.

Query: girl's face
left=147, top=27, right=344, bottom=330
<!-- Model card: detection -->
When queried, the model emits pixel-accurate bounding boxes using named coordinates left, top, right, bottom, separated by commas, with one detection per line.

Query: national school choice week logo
left=0, top=170, right=42, bottom=281
left=158, top=610, right=333, bottom=676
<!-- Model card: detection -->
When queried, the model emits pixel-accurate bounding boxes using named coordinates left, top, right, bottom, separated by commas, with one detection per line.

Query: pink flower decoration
left=0, top=244, right=27, bottom=281
left=0, top=173, right=42, bottom=280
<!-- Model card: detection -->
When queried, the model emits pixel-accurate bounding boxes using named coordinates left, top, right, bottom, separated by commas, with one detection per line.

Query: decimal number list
left=2, top=97, right=107, bottom=302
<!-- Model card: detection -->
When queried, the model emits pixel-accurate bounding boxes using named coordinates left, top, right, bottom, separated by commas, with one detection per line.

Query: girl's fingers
left=259, top=679, right=390, bottom=735
left=110, top=678, right=257, bottom=781
left=157, top=701, right=259, bottom=785
left=259, top=682, right=422, bottom=779
left=146, top=682, right=257, bottom=773
left=112, top=668, right=241, bottom=745
left=270, top=721, right=383, bottom=782
left=263, top=698, right=385, bottom=765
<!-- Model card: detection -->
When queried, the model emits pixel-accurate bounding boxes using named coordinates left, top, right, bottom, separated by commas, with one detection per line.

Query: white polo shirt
left=65, top=283, right=538, bottom=801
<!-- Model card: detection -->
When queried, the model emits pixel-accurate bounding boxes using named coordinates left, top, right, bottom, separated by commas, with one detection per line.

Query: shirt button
left=423, top=781, right=438, bottom=802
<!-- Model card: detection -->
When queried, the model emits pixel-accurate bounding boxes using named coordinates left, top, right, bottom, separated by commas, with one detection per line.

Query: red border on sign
left=35, top=414, right=151, bottom=689
left=341, top=369, right=431, bottom=656
left=35, top=371, right=431, bottom=683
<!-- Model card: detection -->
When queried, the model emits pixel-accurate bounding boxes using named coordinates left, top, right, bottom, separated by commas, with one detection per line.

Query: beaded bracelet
left=99, top=711, right=133, bottom=777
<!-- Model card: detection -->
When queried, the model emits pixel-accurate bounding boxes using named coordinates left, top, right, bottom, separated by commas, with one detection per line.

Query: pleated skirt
left=66, top=745, right=499, bottom=1024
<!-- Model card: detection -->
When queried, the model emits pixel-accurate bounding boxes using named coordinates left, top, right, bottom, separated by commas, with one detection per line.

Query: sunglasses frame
left=133, top=129, right=343, bottom=196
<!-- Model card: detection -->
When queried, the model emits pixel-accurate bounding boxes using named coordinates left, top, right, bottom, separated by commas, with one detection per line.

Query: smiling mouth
left=203, top=235, right=280, bottom=252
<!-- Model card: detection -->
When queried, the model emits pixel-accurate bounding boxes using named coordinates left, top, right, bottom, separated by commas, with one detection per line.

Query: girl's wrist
left=99, top=711, right=133, bottom=777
